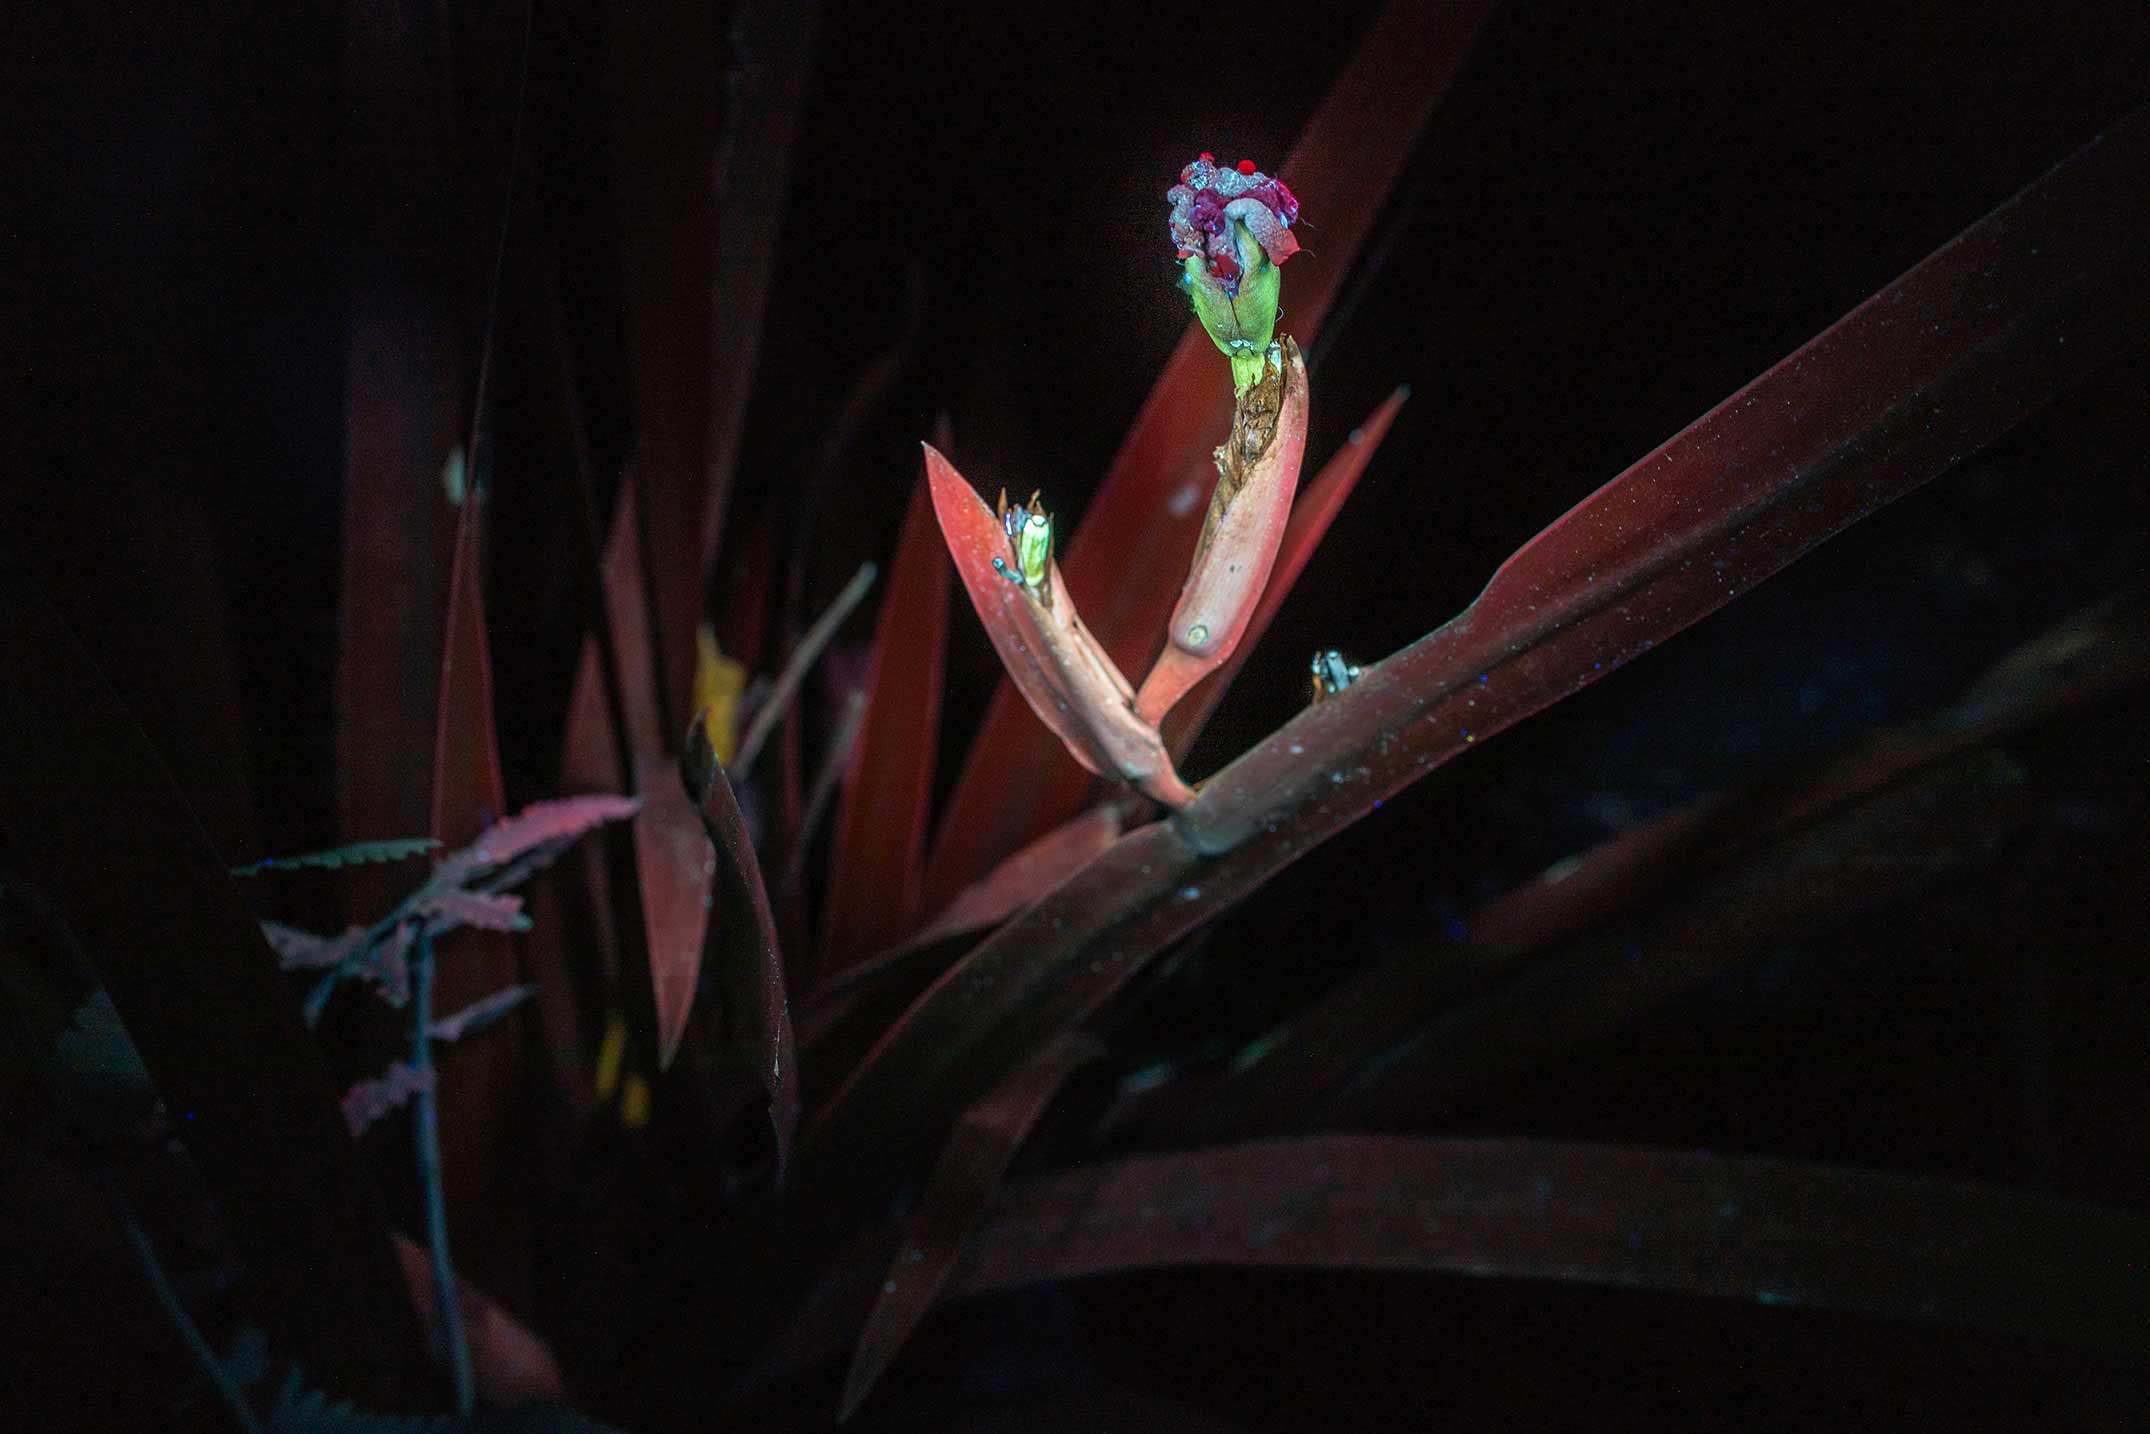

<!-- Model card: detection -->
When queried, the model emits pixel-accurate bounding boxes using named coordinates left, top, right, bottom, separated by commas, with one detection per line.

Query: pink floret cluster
left=1167, top=153, right=1301, bottom=297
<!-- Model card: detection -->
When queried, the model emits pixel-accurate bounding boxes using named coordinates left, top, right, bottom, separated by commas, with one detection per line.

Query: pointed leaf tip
left=926, top=447, right=1193, bottom=807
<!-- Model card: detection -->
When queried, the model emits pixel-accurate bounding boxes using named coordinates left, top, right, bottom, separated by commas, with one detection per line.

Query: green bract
left=1182, top=219, right=1282, bottom=392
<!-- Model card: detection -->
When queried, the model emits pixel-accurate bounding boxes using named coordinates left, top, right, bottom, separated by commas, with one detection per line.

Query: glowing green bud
left=1017, top=508, right=1052, bottom=589
left=1181, top=222, right=1280, bottom=393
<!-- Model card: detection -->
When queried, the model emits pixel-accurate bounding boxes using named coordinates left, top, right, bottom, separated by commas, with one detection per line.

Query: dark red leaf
left=427, top=489, right=533, bottom=1312
left=561, top=475, right=666, bottom=791
left=609, top=0, right=816, bottom=744
left=608, top=4, right=722, bottom=739
left=1163, top=384, right=1410, bottom=761
left=794, top=798, right=1131, bottom=1099
left=684, top=724, right=801, bottom=1177
left=1163, top=589, right=2150, bottom=1141
left=789, top=105, right=2150, bottom=1245
left=696, top=0, right=821, bottom=583
left=1336, top=751, right=2035, bottom=1128
left=921, top=0, right=1495, bottom=905
left=791, top=796, right=1122, bottom=1114
left=838, top=1032, right=1104, bottom=1421
left=635, top=757, right=717, bottom=1070
left=716, top=516, right=781, bottom=678
left=536, top=475, right=661, bottom=1115
left=336, top=0, right=461, bottom=929
left=821, top=471, right=950, bottom=975
left=428, top=490, right=509, bottom=851
left=896, top=801, right=1130, bottom=959
left=771, top=1137, right=2150, bottom=1380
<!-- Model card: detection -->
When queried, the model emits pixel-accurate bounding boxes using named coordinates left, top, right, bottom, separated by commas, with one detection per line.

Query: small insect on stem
left=1310, top=649, right=1362, bottom=703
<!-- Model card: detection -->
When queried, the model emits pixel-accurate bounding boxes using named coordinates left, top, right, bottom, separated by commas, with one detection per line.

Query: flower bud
left=1167, top=155, right=1301, bottom=390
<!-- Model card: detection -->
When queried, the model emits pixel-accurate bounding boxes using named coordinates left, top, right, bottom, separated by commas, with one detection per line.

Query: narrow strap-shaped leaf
left=232, top=838, right=442, bottom=877
left=335, top=0, right=462, bottom=933
left=426, top=483, right=531, bottom=1314
left=430, top=984, right=540, bottom=1044
left=448, top=795, right=644, bottom=879
left=430, top=493, right=509, bottom=854
left=635, top=756, right=717, bottom=1070
left=786, top=104, right=2150, bottom=1250
left=0, top=581, right=422, bottom=1402
left=1163, top=385, right=1410, bottom=761
left=820, top=469, right=950, bottom=975
left=921, top=0, right=1495, bottom=905
left=1329, top=749, right=2032, bottom=1127
left=684, top=723, right=801, bottom=1177
left=839, top=1032, right=1104, bottom=1420
left=695, top=0, right=821, bottom=582
left=607, top=2, right=724, bottom=741
left=890, top=801, right=1130, bottom=962
left=343, top=1061, right=436, bottom=1138
left=1205, top=588, right=2150, bottom=1136
left=418, top=889, right=531, bottom=935
left=262, top=920, right=372, bottom=971
left=770, top=1138, right=2150, bottom=1380
left=610, top=0, right=817, bottom=743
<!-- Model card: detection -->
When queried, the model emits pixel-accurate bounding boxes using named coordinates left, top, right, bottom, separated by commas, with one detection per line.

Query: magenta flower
left=1166, top=154, right=1301, bottom=297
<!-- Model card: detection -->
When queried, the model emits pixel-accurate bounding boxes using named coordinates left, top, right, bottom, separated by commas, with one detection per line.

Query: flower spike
left=1168, top=154, right=1301, bottom=391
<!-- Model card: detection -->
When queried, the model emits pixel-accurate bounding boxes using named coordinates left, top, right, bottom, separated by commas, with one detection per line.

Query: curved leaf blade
left=635, top=757, right=717, bottom=1070
left=820, top=470, right=950, bottom=975
left=427, top=485, right=531, bottom=1312
left=772, top=1138, right=2150, bottom=1379
left=1157, top=589, right=2150, bottom=1142
left=231, top=838, right=442, bottom=877
left=684, top=723, right=800, bottom=1177
left=839, top=1032, right=1103, bottom=1421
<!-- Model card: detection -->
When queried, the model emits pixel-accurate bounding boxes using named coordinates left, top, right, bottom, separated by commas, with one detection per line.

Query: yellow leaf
left=693, top=623, right=749, bottom=768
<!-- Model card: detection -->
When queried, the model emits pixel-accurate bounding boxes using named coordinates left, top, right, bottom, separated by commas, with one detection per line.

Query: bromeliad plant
left=925, top=155, right=1310, bottom=806
left=9, top=4, right=2150, bottom=1431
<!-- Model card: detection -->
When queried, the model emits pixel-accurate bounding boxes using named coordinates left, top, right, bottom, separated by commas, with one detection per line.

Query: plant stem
left=732, top=560, right=877, bottom=776
left=410, top=928, right=474, bottom=1414
left=101, top=1167, right=262, bottom=1434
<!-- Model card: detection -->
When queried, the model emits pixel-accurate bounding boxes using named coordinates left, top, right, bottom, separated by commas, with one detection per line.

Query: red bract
left=1135, top=337, right=1310, bottom=725
left=924, top=445, right=1195, bottom=808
